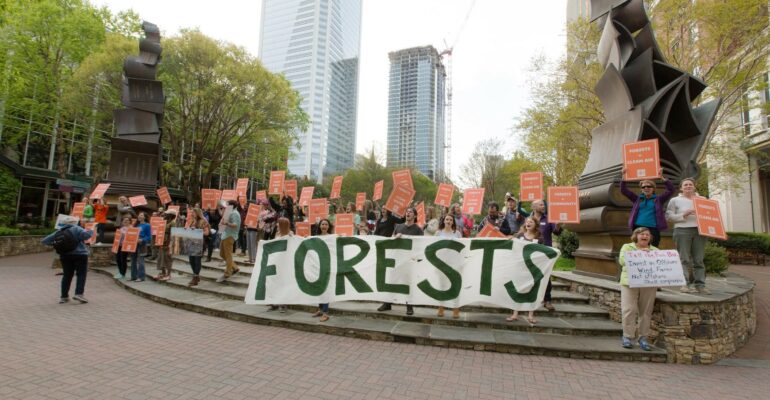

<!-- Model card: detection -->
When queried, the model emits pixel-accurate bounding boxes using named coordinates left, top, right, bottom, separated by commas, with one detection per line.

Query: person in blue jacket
left=130, top=212, right=152, bottom=282
left=42, top=215, right=94, bottom=304
left=619, top=170, right=674, bottom=248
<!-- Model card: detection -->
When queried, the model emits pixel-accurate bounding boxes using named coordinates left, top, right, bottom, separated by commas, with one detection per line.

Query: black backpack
left=52, top=226, right=79, bottom=254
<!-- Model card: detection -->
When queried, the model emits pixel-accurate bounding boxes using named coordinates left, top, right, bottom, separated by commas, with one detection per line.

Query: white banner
left=626, top=249, right=687, bottom=288
left=245, top=235, right=560, bottom=311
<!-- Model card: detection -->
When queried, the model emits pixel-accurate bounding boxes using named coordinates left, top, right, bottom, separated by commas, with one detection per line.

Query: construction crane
left=439, top=0, right=476, bottom=182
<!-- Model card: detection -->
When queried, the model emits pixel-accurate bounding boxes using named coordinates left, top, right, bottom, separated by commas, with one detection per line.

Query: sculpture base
left=572, top=232, right=674, bottom=281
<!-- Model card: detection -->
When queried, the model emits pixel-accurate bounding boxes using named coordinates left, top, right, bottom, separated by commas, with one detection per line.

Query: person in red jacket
left=93, top=198, right=109, bottom=244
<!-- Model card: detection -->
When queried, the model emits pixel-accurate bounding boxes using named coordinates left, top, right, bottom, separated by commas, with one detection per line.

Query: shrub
left=704, top=241, right=729, bottom=275
left=716, top=232, right=770, bottom=255
left=554, top=257, right=576, bottom=271
left=557, top=229, right=579, bottom=258
left=0, top=227, right=22, bottom=236
left=24, top=227, right=56, bottom=236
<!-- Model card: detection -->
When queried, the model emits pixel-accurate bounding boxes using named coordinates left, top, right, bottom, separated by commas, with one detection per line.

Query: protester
left=477, top=201, right=504, bottom=232
left=42, top=215, right=94, bottom=304
left=117, top=196, right=136, bottom=222
left=130, top=212, right=152, bottom=282
left=345, top=202, right=362, bottom=233
left=236, top=202, right=248, bottom=255
left=450, top=203, right=473, bottom=237
left=205, top=207, right=221, bottom=262
left=311, top=218, right=333, bottom=322
left=114, top=216, right=132, bottom=280
left=93, top=198, right=108, bottom=243
left=378, top=207, right=423, bottom=316
left=618, top=227, right=657, bottom=351
left=216, top=200, right=242, bottom=282
left=155, top=209, right=177, bottom=281
left=270, top=195, right=295, bottom=231
left=268, top=217, right=293, bottom=313
left=620, top=170, right=674, bottom=247
left=82, top=196, right=94, bottom=223
left=501, top=194, right=524, bottom=235
left=424, top=206, right=439, bottom=235
left=187, top=208, right=211, bottom=287
left=506, top=216, right=543, bottom=325
left=147, top=207, right=163, bottom=261
left=519, top=199, right=561, bottom=311
left=373, top=206, right=404, bottom=237
left=435, top=214, right=462, bottom=318
left=665, top=178, right=709, bottom=294
left=261, top=199, right=278, bottom=240
left=245, top=201, right=260, bottom=264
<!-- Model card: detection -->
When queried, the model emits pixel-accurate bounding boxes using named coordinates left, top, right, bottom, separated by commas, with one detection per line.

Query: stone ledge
left=0, top=235, right=51, bottom=257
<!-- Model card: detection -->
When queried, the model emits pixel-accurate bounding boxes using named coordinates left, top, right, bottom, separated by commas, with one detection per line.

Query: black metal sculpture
left=107, top=21, right=165, bottom=196
left=570, top=0, right=721, bottom=279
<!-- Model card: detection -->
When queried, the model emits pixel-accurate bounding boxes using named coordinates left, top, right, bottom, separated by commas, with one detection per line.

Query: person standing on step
left=423, top=206, right=439, bottom=236
left=82, top=196, right=94, bottom=224
left=311, top=218, right=333, bottom=322
left=130, top=212, right=151, bottom=282
left=477, top=201, right=505, bottom=233
left=507, top=216, right=543, bottom=325
left=618, top=227, right=657, bottom=351
left=268, top=217, right=293, bottom=313
left=236, top=202, right=248, bottom=256
left=216, top=200, right=242, bottom=283
left=42, top=215, right=94, bottom=304
left=435, top=214, right=462, bottom=319
left=205, top=206, right=221, bottom=262
left=620, top=169, right=674, bottom=248
left=378, top=207, right=423, bottom=316
left=373, top=205, right=404, bottom=237
left=156, top=209, right=178, bottom=281
left=270, top=195, right=295, bottom=232
left=117, top=196, right=136, bottom=223
left=245, top=201, right=260, bottom=265
left=187, top=208, right=210, bottom=287
left=500, top=194, right=524, bottom=236
left=115, top=216, right=132, bottom=280
left=665, top=178, right=710, bottom=294
left=519, top=199, right=561, bottom=312
left=93, top=198, right=108, bottom=244
left=450, top=203, right=473, bottom=238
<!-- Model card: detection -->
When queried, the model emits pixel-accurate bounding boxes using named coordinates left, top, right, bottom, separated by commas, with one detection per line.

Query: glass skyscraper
left=259, top=0, right=362, bottom=182
left=387, top=46, right=446, bottom=181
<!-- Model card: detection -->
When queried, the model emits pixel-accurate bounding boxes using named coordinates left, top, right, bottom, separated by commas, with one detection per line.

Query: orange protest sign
left=477, top=223, right=507, bottom=238
left=268, top=171, right=285, bottom=195
left=201, top=189, right=221, bottom=210
left=335, top=213, right=355, bottom=237
left=330, top=176, right=343, bottom=199
left=462, top=188, right=485, bottom=215
left=121, top=227, right=140, bottom=253
left=244, top=203, right=260, bottom=229
left=434, top=183, right=454, bottom=208
left=623, top=139, right=661, bottom=181
left=547, top=186, right=580, bottom=224
left=295, top=221, right=311, bottom=237
left=416, top=202, right=426, bottom=228
left=392, top=169, right=414, bottom=190
left=693, top=197, right=727, bottom=240
left=355, top=192, right=366, bottom=211
left=235, top=178, right=249, bottom=197
left=520, top=172, right=544, bottom=202
left=157, top=187, right=172, bottom=205
left=167, top=205, right=180, bottom=215
left=111, top=229, right=122, bottom=254
left=284, top=180, right=298, bottom=201
left=71, top=202, right=86, bottom=220
left=256, top=190, right=267, bottom=202
left=384, top=184, right=416, bottom=218
left=150, top=216, right=164, bottom=236
left=84, top=222, right=97, bottom=244
left=129, top=195, right=147, bottom=207
left=373, top=180, right=384, bottom=201
left=221, top=189, right=237, bottom=202
left=298, top=186, right=314, bottom=207
left=154, top=220, right=167, bottom=246
left=90, top=183, right=110, bottom=200
left=308, top=198, right=328, bottom=224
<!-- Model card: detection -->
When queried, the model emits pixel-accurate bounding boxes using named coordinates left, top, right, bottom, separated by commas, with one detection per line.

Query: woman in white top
left=424, top=206, right=440, bottom=235
left=507, top=217, right=542, bottom=325
left=665, top=178, right=708, bottom=294
left=268, top=218, right=293, bottom=313
left=435, top=214, right=462, bottom=318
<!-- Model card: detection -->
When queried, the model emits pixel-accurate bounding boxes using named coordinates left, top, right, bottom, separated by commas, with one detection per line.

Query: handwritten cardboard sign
left=157, top=187, right=172, bottom=205
left=154, top=220, right=166, bottom=246
left=298, top=186, right=314, bottom=207
left=392, top=169, right=413, bottom=190
left=335, top=213, right=355, bottom=237
left=356, top=192, right=366, bottom=211
left=384, top=184, right=416, bottom=218
left=111, top=229, right=122, bottom=253
left=284, top=180, right=298, bottom=201
left=416, top=202, right=426, bottom=228
left=330, top=176, right=344, bottom=199
left=435, top=183, right=454, bottom=208
left=693, top=197, right=727, bottom=240
left=308, top=198, right=328, bottom=223
left=90, top=183, right=110, bottom=200
left=477, top=223, right=507, bottom=238
left=373, top=180, right=384, bottom=201
left=71, top=202, right=86, bottom=220
left=547, top=186, right=580, bottom=224
left=244, top=203, right=260, bottom=229
left=268, top=171, right=285, bottom=195
left=201, top=189, right=221, bottom=210
left=129, top=195, right=147, bottom=207
left=626, top=250, right=687, bottom=288
left=295, top=221, right=311, bottom=237
left=121, top=227, right=140, bottom=253
left=520, top=172, right=544, bottom=202
left=462, top=188, right=485, bottom=215
left=623, top=139, right=661, bottom=181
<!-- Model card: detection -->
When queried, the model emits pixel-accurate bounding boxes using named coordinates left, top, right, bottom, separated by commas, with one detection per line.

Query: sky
left=90, top=0, right=569, bottom=182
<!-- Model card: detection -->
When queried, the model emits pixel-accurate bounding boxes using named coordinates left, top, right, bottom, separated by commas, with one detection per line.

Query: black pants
left=205, top=235, right=215, bottom=259
left=543, top=280, right=553, bottom=302
left=634, top=225, right=661, bottom=248
left=60, top=254, right=88, bottom=298
left=116, top=250, right=129, bottom=275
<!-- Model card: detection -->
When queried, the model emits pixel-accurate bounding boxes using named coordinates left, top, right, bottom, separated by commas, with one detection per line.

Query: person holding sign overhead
left=665, top=178, right=709, bottom=294
left=620, top=168, right=674, bottom=248
left=618, top=227, right=658, bottom=351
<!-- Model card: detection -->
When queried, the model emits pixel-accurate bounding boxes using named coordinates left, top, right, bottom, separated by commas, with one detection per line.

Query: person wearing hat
left=155, top=208, right=178, bottom=281
left=42, top=215, right=94, bottom=304
left=500, top=193, right=525, bottom=235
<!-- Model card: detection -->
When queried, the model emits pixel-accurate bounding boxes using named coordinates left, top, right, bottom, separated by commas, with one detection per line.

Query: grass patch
left=554, top=257, right=575, bottom=271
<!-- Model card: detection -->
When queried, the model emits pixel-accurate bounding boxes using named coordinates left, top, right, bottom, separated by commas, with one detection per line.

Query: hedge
left=714, top=232, right=770, bottom=255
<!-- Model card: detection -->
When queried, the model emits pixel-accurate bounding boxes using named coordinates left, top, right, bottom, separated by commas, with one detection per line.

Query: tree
left=458, top=138, right=509, bottom=204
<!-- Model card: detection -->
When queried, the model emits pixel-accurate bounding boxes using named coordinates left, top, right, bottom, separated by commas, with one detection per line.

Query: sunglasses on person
left=641, top=185, right=654, bottom=189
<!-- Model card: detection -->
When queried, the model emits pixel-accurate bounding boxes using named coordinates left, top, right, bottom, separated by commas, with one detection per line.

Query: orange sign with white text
left=121, top=227, right=140, bottom=253
left=71, top=202, right=86, bottom=220
left=268, top=171, right=285, bottom=195
left=355, top=192, right=366, bottom=211
left=154, top=220, right=167, bottom=246
left=547, top=186, right=580, bottom=224
left=308, top=198, right=328, bottom=223
left=392, top=169, right=413, bottom=190
left=90, top=183, right=110, bottom=200
left=157, top=187, right=172, bottom=205
left=416, top=202, right=426, bottom=228
left=298, top=186, right=314, bottom=207
left=462, top=188, right=485, bottom=215
left=434, top=183, right=454, bottom=208
left=330, top=176, right=343, bottom=199
left=111, top=229, right=122, bottom=253
left=520, top=172, right=544, bottom=202
left=477, top=223, right=507, bottom=238
left=150, top=216, right=163, bottom=236
left=84, top=222, right=97, bottom=244
left=693, top=197, right=727, bottom=240
left=129, top=195, right=147, bottom=207
left=284, top=180, right=298, bottom=201
left=244, top=203, right=260, bottom=229
left=384, top=185, right=416, bottom=218
left=256, top=190, right=267, bottom=202
left=220, top=189, right=237, bottom=202
left=295, top=221, right=311, bottom=237
left=373, top=180, right=384, bottom=201
left=335, top=213, right=355, bottom=237
left=201, top=189, right=221, bottom=210
left=623, top=139, right=661, bottom=181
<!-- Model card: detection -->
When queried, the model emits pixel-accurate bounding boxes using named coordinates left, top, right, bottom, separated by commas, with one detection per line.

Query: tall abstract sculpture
left=107, top=21, right=165, bottom=196
left=571, top=0, right=721, bottom=279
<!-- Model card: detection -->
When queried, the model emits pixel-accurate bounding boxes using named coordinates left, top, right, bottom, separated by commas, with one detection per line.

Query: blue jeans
left=60, top=254, right=88, bottom=298
left=189, top=255, right=202, bottom=275
left=319, top=303, right=329, bottom=313
left=130, top=246, right=146, bottom=281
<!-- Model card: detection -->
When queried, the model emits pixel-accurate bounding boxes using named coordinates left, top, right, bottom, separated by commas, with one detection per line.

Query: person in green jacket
left=82, top=196, right=94, bottom=223
left=618, top=227, right=658, bottom=351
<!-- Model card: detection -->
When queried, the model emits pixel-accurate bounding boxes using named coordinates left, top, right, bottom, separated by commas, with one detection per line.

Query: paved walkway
left=1, top=253, right=769, bottom=400
left=728, top=264, right=770, bottom=360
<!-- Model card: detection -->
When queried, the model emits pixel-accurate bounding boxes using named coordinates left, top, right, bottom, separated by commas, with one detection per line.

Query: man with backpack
left=42, top=215, right=94, bottom=304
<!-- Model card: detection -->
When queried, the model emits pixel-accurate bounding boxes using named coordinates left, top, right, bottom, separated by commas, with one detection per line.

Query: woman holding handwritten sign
left=618, top=227, right=657, bottom=351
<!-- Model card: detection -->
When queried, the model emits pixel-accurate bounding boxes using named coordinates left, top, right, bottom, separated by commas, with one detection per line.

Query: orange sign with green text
left=547, top=186, right=580, bottom=224
left=121, top=227, right=140, bottom=253
left=284, top=180, right=298, bottom=201
left=295, top=221, right=311, bottom=237
left=384, top=185, right=416, bottom=218
left=355, top=192, right=366, bottom=211
left=519, top=172, right=544, bottom=202
left=335, top=213, right=355, bottom=237
left=268, top=171, right=285, bottom=195
left=129, top=195, right=147, bottom=207
left=462, top=188, right=485, bottom=215
left=434, top=183, right=454, bottom=208
left=157, top=187, right=172, bottom=205
left=392, top=169, right=413, bottom=190
left=244, top=203, right=260, bottom=229
left=373, top=180, right=384, bottom=201
left=90, top=183, right=110, bottom=200
left=308, top=198, right=328, bottom=223
left=201, top=189, right=221, bottom=210
left=416, top=202, right=426, bottom=228
left=477, top=223, right=507, bottom=238
left=298, top=186, right=314, bottom=207
left=330, top=176, right=343, bottom=199
left=693, top=197, right=727, bottom=240
left=623, top=139, right=661, bottom=181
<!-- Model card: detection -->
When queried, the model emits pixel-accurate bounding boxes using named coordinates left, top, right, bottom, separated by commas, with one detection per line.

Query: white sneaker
left=114, top=273, right=125, bottom=280
left=72, top=294, right=88, bottom=303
